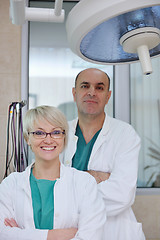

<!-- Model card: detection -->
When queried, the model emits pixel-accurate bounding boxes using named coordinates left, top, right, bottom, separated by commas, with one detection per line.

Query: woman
left=0, top=105, right=106, bottom=240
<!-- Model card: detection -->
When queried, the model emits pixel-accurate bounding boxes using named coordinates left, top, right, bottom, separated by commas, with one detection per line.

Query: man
left=60, top=68, right=145, bottom=240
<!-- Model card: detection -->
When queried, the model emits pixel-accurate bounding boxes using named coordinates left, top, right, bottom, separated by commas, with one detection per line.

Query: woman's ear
left=27, top=139, right=33, bottom=151
left=60, top=138, right=65, bottom=153
left=27, top=138, right=31, bottom=146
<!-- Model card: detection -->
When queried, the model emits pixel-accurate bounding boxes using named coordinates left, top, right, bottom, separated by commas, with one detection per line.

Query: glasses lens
left=34, top=130, right=46, bottom=138
left=51, top=129, right=64, bottom=138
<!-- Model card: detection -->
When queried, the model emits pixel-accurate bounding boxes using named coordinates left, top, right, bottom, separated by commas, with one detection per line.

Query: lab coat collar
left=70, top=114, right=110, bottom=136
left=18, top=163, right=33, bottom=196
left=101, top=113, right=110, bottom=136
left=70, top=117, right=78, bottom=134
left=19, top=161, right=67, bottom=195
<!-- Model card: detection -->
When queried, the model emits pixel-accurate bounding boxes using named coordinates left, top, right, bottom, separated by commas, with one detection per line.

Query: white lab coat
left=60, top=114, right=146, bottom=240
left=0, top=163, right=106, bottom=240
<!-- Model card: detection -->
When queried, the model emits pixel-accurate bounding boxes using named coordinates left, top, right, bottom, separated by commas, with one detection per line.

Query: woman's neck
left=33, top=159, right=60, bottom=181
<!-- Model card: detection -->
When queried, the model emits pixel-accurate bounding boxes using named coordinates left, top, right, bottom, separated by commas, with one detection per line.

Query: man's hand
left=4, top=218, right=19, bottom=228
left=87, top=170, right=111, bottom=184
left=47, top=228, right=78, bottom=240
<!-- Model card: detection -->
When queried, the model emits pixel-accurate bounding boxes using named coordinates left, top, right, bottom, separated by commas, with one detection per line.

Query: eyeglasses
left=28, top=129, right=65, bottom=139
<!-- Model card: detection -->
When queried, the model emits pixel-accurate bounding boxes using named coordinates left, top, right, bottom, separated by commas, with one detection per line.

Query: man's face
left=72, top=69, right=111, bottom=117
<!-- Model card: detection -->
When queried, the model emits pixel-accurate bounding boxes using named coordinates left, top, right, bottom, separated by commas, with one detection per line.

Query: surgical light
left=66, top=0, right=160, bottom=75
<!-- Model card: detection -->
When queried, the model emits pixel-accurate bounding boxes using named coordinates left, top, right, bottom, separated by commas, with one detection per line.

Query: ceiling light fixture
left=66, top=0, right=160, bottom=75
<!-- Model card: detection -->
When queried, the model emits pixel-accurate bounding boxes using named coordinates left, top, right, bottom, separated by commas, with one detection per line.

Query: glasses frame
left=28, top=129, right=65, bottom=139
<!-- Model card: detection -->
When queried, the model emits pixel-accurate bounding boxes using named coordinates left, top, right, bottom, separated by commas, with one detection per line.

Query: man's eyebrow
left=79, top=81, right=106, bottom=86
left=97, top=82, right=105, bottom=86
left=80, top=81, right=89, bottom=85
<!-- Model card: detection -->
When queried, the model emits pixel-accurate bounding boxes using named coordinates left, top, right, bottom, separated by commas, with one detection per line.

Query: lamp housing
left=66, top=0, right=160, bottom=75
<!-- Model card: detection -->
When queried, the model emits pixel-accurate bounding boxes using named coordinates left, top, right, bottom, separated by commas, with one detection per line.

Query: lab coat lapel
left=88, top=114, right=110, bottom=168
left=20, top=163, right=34, bottom=197
left=54, top=164, right=78, bottom=229
left=62, top=119, right=78, bottom=166
left=16, top=164, right=35, bottom=228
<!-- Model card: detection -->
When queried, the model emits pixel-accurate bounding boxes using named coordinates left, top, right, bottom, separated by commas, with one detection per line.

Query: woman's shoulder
left=1, top=166, right=30, bottom=186
left=0, top=172, right=21, bottom=190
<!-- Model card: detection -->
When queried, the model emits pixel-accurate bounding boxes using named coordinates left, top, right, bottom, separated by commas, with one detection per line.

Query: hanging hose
left=4, top=101, right=28, bottom=178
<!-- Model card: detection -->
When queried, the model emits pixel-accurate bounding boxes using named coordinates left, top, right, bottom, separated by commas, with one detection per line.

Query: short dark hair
left=75, top=69, right=110, bottom=91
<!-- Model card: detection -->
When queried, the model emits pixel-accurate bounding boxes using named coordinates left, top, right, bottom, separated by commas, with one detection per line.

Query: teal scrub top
left=30, top=170, right=56, bottom=230
left=72, top=124, right=101, bottom=171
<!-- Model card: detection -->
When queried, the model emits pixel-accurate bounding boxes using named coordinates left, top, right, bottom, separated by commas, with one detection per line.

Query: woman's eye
left=35, top=131, right=45, bottom=135
left=52, top=130, right=61, bottom=135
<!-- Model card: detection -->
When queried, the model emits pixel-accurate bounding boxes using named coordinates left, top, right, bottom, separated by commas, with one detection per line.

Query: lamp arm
left=25, top=7, right=65, bottom=23
left=9, top=0, right=65, bottom=25
left=54, top=0, right=64, bottom=16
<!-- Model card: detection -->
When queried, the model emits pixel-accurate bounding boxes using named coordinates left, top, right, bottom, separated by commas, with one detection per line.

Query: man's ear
left=106, top=91, right=112, bottom=105
left=72, top=87, right=76, bottom=102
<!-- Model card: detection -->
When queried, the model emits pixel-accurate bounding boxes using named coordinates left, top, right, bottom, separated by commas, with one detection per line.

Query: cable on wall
left=4, top=101, right=28, bottom=178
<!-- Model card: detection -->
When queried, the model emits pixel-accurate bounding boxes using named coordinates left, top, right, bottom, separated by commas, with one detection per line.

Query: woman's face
left=27, top=118, right=65, bottom=164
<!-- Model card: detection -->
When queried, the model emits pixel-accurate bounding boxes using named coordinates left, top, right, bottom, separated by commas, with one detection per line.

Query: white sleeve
left=0, top=175, right=48, bottom=240
left=98, top=126, right=141, bottom=217
left=0, top=227, right=48, bottom=240
left=72, top=173, right=106, bottom=240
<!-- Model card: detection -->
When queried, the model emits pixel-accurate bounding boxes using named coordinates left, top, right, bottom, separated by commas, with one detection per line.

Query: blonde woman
left=0, top=105, right=106, bottom=240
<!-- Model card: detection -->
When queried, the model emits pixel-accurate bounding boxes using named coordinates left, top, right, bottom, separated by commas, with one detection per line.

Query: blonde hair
left=23, top=105, right=68, bottom=147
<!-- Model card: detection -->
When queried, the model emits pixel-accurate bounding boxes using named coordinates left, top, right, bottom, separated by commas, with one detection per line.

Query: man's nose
left=87, top=86, right=95, bottom=96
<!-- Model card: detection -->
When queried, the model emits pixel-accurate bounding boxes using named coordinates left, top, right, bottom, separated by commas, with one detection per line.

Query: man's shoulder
left=107, top=115, right=134, bottom=130
left=106, top=116, right=141, bottom=145
left=104, top=115, right=140, bottom=141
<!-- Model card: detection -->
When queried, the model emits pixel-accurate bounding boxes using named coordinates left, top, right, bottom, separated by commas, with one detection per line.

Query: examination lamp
left=66, top=0, right=160, bottom=75
left=9, top=0, right=65, bottom=24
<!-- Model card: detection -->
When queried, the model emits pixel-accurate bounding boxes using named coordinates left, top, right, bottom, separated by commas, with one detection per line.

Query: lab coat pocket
left=121, top=219, right=145, bottom=240
left=104, top=217, right=145, bottom=240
